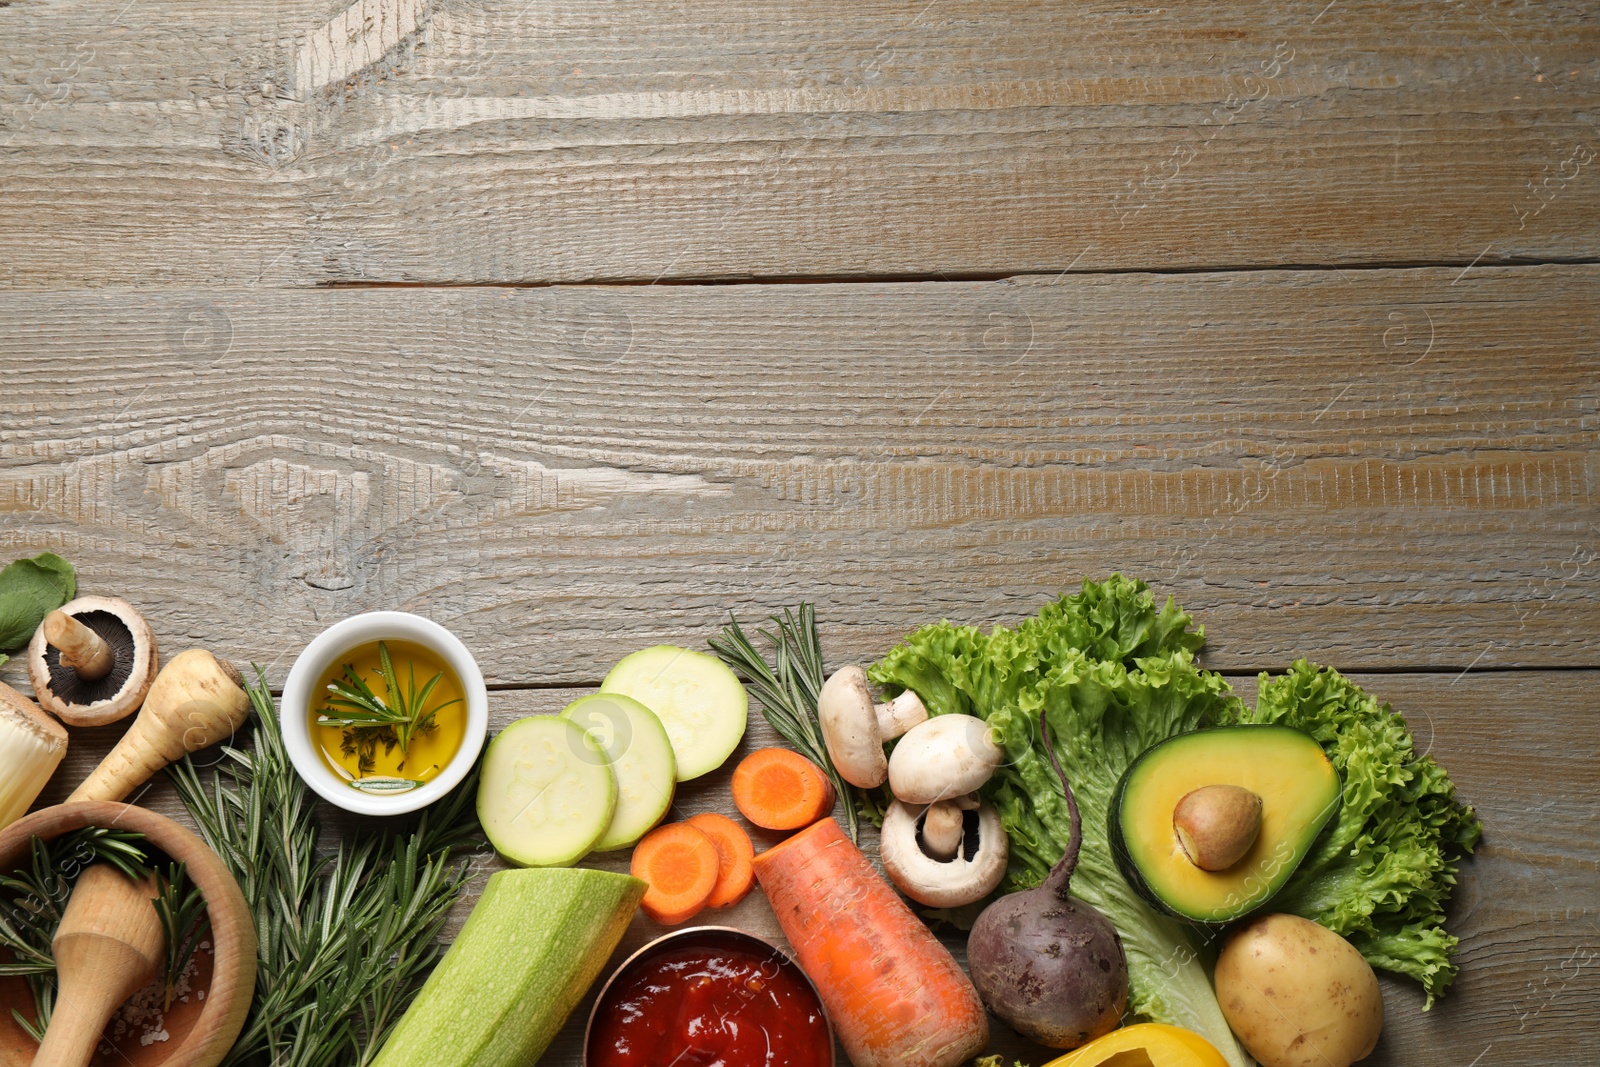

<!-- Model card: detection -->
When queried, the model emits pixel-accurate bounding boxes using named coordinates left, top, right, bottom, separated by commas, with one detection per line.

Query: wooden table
left=3, top=1, right=1596, bottom=1064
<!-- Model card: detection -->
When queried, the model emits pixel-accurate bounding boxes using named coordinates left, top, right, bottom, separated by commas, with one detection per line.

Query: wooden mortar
left=0, top=803, right=257, bottom=1067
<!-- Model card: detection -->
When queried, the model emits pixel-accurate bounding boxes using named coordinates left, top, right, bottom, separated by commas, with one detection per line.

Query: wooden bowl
left=0, top=802, right=257, bottom=1067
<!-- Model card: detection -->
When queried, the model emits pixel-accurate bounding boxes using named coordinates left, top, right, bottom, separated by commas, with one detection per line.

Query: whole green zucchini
left=371, top=867, right=646, bottom=1067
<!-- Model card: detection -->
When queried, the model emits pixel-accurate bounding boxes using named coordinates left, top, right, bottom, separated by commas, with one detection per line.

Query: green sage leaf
left=0, top=553, right=76, bottom=651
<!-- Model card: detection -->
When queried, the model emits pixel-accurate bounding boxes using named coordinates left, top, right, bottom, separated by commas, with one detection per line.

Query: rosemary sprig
left=169, top=667, right=481, bottom=1067
left=709, top=604, right=862, bottom=842
left=317, top=641, right=462, bottom=757
left=154, top=862, right=210, bottom=1011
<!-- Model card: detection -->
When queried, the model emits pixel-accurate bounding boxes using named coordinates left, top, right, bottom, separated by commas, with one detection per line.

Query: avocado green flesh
left=1111, top=725, right=1340, bottom=923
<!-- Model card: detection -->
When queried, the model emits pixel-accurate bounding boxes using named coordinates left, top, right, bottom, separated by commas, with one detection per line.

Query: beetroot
left=965, top=709, right=1129, bottom=1048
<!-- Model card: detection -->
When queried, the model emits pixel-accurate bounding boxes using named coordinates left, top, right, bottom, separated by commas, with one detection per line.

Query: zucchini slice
left=602, top=645, right=747, bottom=781
left=478, top=715, right=617, bottom=867
left=561, top=692, right=677, bottom=850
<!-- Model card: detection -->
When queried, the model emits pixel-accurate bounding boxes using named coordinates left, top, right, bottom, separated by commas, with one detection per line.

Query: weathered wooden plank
left=32, top=670, right=1600, bottom=1066
left=2, top=267, right=1596, bottom=674
left=2, top=0, right=1597, bottom=287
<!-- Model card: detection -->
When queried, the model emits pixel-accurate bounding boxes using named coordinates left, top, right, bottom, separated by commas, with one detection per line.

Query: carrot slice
left=630, top=822, right=719, bottom=925
left=687, top=812, right=755, bottom=908
left=731, top=748, right=836, bottom=831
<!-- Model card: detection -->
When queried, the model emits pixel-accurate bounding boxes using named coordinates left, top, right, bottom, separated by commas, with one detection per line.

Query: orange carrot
left=687, top=812, right=755, bottom=908
left=630, top=822, right=719, bottom=925
left=731, top=747, right=836, bottom=830
left=753, top=818, right=989, bottom=1067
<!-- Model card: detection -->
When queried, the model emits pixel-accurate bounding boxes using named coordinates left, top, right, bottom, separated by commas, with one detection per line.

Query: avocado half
left=1109, top=725, right=1341, bottom=924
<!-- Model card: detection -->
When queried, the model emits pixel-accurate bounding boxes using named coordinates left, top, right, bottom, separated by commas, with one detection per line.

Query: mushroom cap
left=27, top=595, right=157, bottom=727
left=880, top=797, right=1009, bottom=908
left=818, top=665, right=889, bottom=789
left=887, top=713, right=1003, bottom=805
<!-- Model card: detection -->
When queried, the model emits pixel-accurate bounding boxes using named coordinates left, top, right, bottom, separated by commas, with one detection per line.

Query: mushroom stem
left=873, top=690, right=929, bottom=740
left=43, top=610, right=114, bottom=681
left=922, top=800, right=966, bottom=861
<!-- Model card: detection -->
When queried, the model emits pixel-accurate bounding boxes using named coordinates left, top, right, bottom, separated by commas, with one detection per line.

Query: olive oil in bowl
left=311, top=639, right=467, bottom=794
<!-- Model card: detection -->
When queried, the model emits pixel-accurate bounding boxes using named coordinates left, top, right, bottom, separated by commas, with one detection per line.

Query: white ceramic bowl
left=281, top=611, right=488, bottom=816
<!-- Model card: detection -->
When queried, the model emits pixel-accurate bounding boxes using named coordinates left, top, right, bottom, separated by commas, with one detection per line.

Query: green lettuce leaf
left=0, top=553, right=76, bottom=659
left=1225, top=661, right=1482, bottom=1005
left=871, top=576, right=1253, bottom=1067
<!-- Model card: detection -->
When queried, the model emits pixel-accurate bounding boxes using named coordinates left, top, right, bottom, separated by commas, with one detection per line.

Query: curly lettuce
left=872, top=575, right=1252, bottom=1067
left=1225, top=661, right=1482, bottom=1004
left=871, top=574, right=1482, bottom=1063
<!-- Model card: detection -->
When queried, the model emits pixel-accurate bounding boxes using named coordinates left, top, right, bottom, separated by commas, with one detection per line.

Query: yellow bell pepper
left=1040, top=1023, right=1229, bottom=1067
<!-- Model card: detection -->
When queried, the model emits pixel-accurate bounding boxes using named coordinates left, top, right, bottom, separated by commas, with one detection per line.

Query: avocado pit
left=1173, top=784, right=1263, bottom=872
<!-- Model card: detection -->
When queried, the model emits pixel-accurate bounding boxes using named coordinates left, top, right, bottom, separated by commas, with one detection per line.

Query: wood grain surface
left=5, top=2, right=1597, bottom=1064
left=2, top=0, right=1598, bottom=287
left=29, top=670, right=1598, bottom=1067
left=1, top=267, right=1596, bottom=677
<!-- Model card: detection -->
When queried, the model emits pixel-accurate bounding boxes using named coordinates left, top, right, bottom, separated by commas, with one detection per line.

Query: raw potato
left=1215, top=913, right=1383, bottom=1067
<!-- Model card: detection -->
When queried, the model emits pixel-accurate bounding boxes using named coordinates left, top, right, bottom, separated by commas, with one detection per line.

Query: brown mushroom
left=27, top=596, right=158, bottom=727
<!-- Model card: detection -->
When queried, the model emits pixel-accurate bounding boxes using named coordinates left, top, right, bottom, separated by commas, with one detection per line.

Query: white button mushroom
left=887, top=713, right=1003, bottom=805
left=874, top=688, right=928, bottom=738
left=880, top=797, right=1009, bottom=908
left=920, top=795, right=977, bottom=861
left=818, top=666, right=930, bottom=789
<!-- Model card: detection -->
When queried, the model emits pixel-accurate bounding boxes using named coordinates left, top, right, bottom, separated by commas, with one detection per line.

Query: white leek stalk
left=0, top=681, right=67, bottom=831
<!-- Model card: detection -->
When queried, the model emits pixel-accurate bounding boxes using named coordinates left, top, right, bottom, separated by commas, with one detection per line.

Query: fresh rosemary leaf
left=168, top=667, right=482, bottom=1067
left=154, top=862, right=210, bottom=1011
left=709, top=604, right=861, bottom=842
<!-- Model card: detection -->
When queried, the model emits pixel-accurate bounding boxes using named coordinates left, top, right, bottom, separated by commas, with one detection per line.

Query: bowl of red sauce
left=584, top=926, right=834, bottom=1067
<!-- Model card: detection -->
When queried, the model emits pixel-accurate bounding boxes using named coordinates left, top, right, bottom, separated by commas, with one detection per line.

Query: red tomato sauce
left=587, top=943, right=831, bottom=1067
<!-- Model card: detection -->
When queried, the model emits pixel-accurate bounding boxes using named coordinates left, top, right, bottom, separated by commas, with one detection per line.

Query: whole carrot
left=753, top=818, right=989, bottom=1067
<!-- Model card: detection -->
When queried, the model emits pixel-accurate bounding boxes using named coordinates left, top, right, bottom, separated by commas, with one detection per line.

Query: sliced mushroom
left=880, top=797, right=1009, bottom=908
left=886, top=713, right=1003, bottom=805
left=818, top=666, right=930, bottom=789
left=27, top=596, right=158, bottom=727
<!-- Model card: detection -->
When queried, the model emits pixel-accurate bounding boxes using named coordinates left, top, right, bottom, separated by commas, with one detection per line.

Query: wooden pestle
left=42, top=611, right=114, bottom=682
left=33, top=864, right=164, bottom=1067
